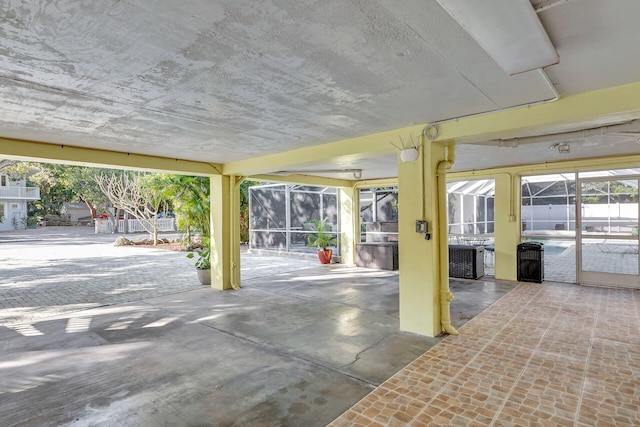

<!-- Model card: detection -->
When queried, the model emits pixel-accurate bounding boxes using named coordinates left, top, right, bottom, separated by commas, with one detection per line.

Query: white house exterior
left=0, top=161, right=41, bottom=231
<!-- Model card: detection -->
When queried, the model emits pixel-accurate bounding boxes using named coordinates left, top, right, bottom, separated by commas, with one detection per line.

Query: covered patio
left=0, top=230, right=513, bottom=425
left=1, top=1, right=640, bottom=424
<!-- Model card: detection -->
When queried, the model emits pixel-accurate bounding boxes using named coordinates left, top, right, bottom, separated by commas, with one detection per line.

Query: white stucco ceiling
left=1, top=0, right=640, bottom=178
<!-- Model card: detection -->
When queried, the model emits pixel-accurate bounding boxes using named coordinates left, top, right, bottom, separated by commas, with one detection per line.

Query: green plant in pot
left=306, top=218, right=337, bottom=264
left=186, top=238, right=211, bottom=285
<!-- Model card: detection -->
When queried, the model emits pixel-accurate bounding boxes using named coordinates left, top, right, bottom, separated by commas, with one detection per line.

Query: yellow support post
left=339, top=186, right=358, bottom=265
left=493, top=173, right=521, bottom=281
left=398, top=135, right=449, bottom=337
left=210, top=175, right=234, bottom=290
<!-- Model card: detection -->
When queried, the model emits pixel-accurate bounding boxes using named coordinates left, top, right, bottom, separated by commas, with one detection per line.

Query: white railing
left=95, top=218, right=175, bottom=234
left=0, top=187, right=40, bottom=200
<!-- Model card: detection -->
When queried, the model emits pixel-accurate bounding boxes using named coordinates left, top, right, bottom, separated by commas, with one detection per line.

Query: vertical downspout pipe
left=437, top=145, right=459, bottom=335
left=229, top=176, right=246, bottom=290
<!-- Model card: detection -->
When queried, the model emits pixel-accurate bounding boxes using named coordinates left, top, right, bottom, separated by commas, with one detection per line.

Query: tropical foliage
left=306, top=218, right=337, bottom=250
left=186, top=237, right=211, bottom=269
left=240, top=180, right=259, bottom=243
left=151, top=174, right=210, bottom=245
left=4, top=162, right=254, bottom=256
left=3, top=162, right=110, bottom=222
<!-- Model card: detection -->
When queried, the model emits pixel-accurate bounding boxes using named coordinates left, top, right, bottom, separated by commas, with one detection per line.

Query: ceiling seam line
left=402, top=22, right=499, bottom=108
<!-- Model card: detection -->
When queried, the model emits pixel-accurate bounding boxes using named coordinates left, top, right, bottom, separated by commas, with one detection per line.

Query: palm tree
left=153, top=175, right=210, bottom=245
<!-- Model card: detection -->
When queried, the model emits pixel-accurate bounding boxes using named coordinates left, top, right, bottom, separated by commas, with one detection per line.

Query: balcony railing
left=0, top=187, right=40, bottom=200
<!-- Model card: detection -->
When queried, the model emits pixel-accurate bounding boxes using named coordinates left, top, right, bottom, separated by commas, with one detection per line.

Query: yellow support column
left=398, top=138, right=451, bottom=337
left=339, top=186, right=358, bottom=265
left=210, top=175, right=240, bottom=290
left=493, top=173, right=520, bottom=281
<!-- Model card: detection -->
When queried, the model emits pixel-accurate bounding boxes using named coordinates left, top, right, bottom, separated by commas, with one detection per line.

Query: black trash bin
left=517, top=242, right=544, bottom=283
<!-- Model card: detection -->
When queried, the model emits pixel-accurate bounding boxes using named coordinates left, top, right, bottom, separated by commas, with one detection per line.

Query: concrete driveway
left=0, top=227, right=514, bottom=426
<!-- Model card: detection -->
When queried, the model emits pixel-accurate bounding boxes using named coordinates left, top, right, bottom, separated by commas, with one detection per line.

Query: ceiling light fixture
left=400, top=148, right=419, bottom=162
left=436, top=0, right=559, bottom=75
left=390, top=127, right=436, bottom=163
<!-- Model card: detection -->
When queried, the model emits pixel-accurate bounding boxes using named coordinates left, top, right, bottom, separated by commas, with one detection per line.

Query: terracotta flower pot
left=317, top=249, right=332, bottom=264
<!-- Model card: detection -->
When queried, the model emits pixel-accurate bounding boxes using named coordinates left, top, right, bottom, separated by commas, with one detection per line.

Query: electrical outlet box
left=415, top=220, right=428, bottom=233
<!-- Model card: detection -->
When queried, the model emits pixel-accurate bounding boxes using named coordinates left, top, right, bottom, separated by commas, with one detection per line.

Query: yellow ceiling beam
left=436, top=81, right=640, bottom=143
left=0, top=137, right=220, bottom=175
left=223, top=125, right=424, bottom=176
left=449, top=153, right=640, bottom=182
left=224, top=81, right=640, bottom=176
left=251, top=174, right=354, bottom=188
left=249, top=175, right=399, bottom=189
left=3, top=82, right=640, bottom=178
left=354, top=178, right=399, bottom=189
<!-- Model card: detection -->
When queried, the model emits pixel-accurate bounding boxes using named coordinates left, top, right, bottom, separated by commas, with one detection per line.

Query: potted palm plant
left=307, top=218, right=337, bottom=264
left=186, top=238, right=211, bottom=285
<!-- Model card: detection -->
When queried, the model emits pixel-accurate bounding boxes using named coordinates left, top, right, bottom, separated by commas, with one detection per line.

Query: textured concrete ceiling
left=1, top=0, right=640, bottom=178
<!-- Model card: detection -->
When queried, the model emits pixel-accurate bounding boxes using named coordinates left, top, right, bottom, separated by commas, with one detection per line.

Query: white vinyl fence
left=95, top=218, right=175, bottom=234
left=521, top=203, right=638, bottom=233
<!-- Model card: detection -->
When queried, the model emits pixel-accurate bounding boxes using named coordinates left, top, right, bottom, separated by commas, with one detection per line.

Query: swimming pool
left=522, top=238, right=574, bottom=257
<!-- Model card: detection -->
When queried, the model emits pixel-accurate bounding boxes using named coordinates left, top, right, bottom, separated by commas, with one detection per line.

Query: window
left=0, top=203, right=5, bottom=223
left=11, top=203, right=19, bottom=209
left=1, top=175, right=6, bottom=187
left=521, top=174, right=576, bottom=232
left=249, top=183, right=341, bottom=253
left=447, top=179, right=495, bottom=236
left=359, top=187, right=399, bottom=243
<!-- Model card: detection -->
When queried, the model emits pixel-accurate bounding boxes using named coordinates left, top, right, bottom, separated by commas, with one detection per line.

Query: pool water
left=524, top=239, right=574, bottom=257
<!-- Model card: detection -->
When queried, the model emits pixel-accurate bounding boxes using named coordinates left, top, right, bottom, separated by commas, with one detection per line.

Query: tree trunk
left=123, top=210, right=129, bottom=233
left=153, top=217, right=159, bottom=246
left=84, top=200, right=96, bottom=218
left=106, top=209, right=118, bottom=234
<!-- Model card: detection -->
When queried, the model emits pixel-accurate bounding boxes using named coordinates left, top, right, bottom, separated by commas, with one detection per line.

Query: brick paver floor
left=0, top=227, right=318, bottom=325
left=329, top=282, right=640, bottom=426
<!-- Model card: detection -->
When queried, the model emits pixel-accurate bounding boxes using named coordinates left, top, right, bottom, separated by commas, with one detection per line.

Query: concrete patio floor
left=0, top=227, right=515, bottom=426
